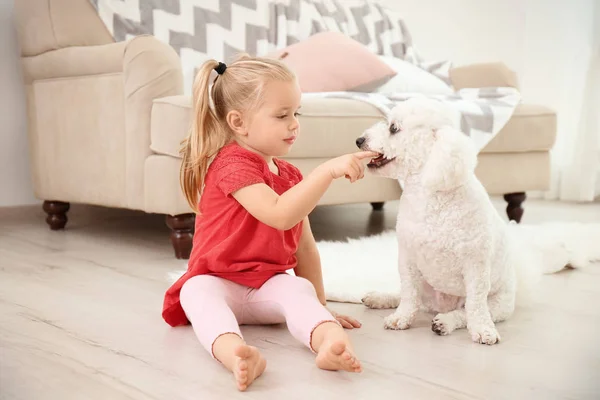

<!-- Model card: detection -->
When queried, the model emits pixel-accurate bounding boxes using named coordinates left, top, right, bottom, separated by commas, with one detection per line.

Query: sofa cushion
left=150, top=96, right=556, bottom=159
left=288, top=97, right=385, bottom=158
left=150, top=95, right=385, bottom=159
left=481, top=104, right=557, bottom=153
left=269, top=32, right=397, bottom=93
left=374, top=56, right=453, bottom=96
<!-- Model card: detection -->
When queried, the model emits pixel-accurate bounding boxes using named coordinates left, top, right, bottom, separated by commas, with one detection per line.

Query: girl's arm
left=294, top=217, right=327, bottom=305
left=294, top=217, right=362, bottom=329
left=231, top=151, right=376, bottom=231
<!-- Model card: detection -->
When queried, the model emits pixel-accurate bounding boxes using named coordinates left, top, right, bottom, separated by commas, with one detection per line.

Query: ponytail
left=180, top=60, right=229, bottom=213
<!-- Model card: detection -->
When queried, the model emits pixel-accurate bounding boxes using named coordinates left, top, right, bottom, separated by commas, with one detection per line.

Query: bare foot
left=233, top=344, right=266, bottom=391
left=315, top=340, right=362, bottom=373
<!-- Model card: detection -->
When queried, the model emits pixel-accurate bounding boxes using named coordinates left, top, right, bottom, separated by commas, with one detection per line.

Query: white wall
left=0, top=1, right=36, bottom=207
left=381, top=0, right=527, bottom=77
left=383, top=0, right=598, bottom=200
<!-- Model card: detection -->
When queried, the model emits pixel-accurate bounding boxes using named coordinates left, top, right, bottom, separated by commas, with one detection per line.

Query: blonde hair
left=180, top=54, right=296, bottom=212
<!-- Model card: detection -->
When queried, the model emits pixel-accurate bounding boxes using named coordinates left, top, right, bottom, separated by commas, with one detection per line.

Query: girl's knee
left=278, top=275, right=317, bottom=297
left=180, top=275, right=225, bottom=304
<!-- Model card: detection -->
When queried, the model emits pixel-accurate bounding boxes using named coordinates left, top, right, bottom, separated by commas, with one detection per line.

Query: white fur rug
left=315, top=231, right=399, bottom=304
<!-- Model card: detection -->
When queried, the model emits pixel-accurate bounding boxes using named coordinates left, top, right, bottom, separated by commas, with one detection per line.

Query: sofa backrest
left=14, top=0, right=114, bottom=57
left=89, top=0, right=419, bottom=94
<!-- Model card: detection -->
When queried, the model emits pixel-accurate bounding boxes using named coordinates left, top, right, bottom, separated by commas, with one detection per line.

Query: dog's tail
left=507, top=221, right=600, bottom=304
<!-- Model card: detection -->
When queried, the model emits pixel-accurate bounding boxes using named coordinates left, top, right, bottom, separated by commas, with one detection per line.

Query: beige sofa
left=14, top=0, right=556, bottom=259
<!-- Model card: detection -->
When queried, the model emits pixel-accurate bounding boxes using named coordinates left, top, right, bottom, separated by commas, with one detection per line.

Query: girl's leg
left=245, top=274, right=361, bottom=372
left=180, top=275, right=266, bottom=391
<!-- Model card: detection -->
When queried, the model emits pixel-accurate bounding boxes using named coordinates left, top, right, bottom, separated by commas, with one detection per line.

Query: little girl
left=162, top=55, right=376, bottom=391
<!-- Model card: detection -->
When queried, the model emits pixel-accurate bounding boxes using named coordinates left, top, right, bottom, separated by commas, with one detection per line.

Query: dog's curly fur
left=356, top=98, right=582, bottom=345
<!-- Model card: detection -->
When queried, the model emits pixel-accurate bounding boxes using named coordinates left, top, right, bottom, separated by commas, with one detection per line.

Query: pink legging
left=179, top=273, right=338, bottom=358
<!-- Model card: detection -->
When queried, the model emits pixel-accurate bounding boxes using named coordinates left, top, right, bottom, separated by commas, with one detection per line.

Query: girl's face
left=235, top=79, right=302, bottom=159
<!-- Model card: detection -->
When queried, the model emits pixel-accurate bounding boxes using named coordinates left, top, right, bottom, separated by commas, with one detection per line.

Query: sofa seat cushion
left=150, top=95, right=386, bottom=159
left=481, top=104, right=557, bottom=153
left=150, top=96, right=556, bottom=159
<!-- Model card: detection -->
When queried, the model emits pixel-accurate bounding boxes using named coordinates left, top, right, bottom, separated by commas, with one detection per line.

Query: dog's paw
left=384, top=313, right=412, bottom=330
left=361, top=292, right=400, bottom=309
left=431, top=314, right=454, bottom=336
left=469, top=325, right=501, bottom=345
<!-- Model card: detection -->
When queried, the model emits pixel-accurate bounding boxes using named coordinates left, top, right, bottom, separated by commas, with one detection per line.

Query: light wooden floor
left=1, top=198, right=600, bottom=400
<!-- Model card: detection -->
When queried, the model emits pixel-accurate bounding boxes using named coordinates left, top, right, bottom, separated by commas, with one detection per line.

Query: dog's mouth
left=368, top=153, right=396, bottom=168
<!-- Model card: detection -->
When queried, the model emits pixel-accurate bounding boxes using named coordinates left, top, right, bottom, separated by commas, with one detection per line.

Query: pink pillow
left=269, top=32, right=396, bottom=93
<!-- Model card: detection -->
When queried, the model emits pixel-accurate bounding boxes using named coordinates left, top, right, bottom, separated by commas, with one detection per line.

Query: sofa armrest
left=21, top=41, right=127, bottom=84
left=22, top=35, right=184, bottom=210
left=449, top=62, right=519, bottom=90
left=122, top=35, right=184, bottom=209
left=122, top=35, right=183, bottom=101
left=21, top=34, right=183, bottom=91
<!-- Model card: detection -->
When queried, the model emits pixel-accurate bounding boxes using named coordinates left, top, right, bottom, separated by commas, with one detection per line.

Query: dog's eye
left=389, top=122, right=401, bottom=135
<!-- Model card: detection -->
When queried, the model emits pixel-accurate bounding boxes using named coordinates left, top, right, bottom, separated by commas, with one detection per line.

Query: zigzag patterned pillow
left=89, top=0, right=450, bottom=94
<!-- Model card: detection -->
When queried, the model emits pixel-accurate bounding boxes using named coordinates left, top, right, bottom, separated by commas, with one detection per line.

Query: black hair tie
left=214, top=62, right=227, bottom=75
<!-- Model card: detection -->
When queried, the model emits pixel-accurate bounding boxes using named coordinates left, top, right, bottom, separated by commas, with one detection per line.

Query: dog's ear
left=421, top=127, right=477, bottom=191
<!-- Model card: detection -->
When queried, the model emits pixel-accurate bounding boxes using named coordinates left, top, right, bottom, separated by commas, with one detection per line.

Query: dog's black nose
left=355, top=137, right=366, bottom=148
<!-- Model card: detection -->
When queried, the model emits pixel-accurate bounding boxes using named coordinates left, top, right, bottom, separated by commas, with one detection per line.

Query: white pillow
left=373, top=56, right=453, bottom=95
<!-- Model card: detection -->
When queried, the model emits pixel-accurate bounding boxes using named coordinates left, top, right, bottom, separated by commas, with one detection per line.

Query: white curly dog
left=356, top=98, right=599, bottom=345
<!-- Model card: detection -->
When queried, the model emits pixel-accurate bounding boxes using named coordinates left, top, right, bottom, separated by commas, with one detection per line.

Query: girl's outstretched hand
left=324, top=151, right=378, bottom=183
left=328, top=308, right=362, bottom=329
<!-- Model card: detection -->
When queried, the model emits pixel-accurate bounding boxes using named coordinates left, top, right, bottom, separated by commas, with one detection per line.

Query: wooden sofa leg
left=503, top=192, right=526, bottom=223
left=43, top=201, right=70, bottom=230
left=371, top=202, right=385, bottom=211
left=166, top=214, right=195, bottom=259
